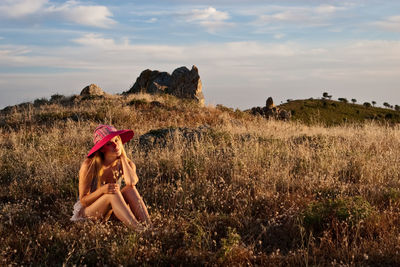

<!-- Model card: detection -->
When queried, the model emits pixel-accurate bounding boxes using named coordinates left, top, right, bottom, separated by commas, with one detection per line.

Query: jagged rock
left=129, top=70, right=171, bottom=94
left=80, top=84, right=105, bottom=97
left=250, top=97, right=291, bottom=121
left=266, top=97, right=275, bottom=109
left=125, top=65, right=204, bottom=105
left=138, top=125, right=210, bottom=149
left=169, top=66, right=204, bottom=105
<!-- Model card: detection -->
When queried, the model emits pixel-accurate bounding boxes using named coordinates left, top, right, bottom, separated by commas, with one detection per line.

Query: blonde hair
left=84, top=135, right=130, bottom=189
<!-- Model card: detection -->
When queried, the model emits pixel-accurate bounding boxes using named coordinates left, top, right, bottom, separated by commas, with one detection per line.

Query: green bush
left=50, top=94, right=65, bottom=102
left=33, top=97, right=49, bottom=107
left=303, top=196, right=372, bottom=233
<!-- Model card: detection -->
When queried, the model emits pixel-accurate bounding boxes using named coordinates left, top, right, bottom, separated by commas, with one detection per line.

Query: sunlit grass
left=1, top=94, right=400, bottom=265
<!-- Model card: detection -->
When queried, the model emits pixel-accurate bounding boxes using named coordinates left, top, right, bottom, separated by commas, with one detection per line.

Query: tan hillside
left=1, top=94, right=400, bottom=265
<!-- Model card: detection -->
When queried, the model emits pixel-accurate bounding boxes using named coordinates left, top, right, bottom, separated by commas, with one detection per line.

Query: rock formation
left=266, top=97, right=275, bottom=109
left=138, top=125, right=210, bottom=150
left=124, top=65, right=204, bottom=105
left=80, top=84, right=105, bottom=97
left=251, top=97, right=291, bottom=121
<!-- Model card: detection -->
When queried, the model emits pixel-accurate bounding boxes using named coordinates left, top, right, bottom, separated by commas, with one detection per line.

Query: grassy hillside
left=1, top=94, right=400, bottom=265
left=279, top=99, right=400, bottom=126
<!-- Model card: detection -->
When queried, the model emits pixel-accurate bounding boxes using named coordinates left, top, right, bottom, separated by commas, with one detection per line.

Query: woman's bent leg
left=121, top=186, right=151, bottom=225
left=83, top=192, right=141, bottom=229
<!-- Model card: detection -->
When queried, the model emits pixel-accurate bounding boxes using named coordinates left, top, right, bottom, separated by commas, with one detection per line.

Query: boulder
left=80, top=84, right=105, bottom=97
left=129, top=70, right=171, bottom=94
left=138, top=125, right=210, bottom=149
left=266, top=97, right=275, bottom=109
left=169, top=66, right=204, bottom=105
left=125, top=65, right=204, bottom=105
left=250, top=97, right=291, bottom=121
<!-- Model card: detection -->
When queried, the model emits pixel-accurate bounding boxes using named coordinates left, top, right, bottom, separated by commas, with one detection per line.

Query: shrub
left=33, top=97, right=49, bottom=107
left=303, top=196, right=372, bottom=234
left=363, top=102, right=371, bottom=108
left=383, top=102, right=391, bottom=109
left=50, top=94, right=65, bottom=102
left=128, top=98, right=148, bottom=107
left=385, top=113, right=393, bottom=119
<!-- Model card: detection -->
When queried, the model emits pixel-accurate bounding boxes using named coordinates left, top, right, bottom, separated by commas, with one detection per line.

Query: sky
left=0, top=0, right=399, bottom=110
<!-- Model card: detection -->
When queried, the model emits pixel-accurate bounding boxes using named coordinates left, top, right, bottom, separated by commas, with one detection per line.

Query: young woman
left=71, top=125, right=151, bottom=230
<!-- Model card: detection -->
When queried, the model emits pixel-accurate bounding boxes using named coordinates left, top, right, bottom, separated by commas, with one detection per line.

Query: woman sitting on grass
left=71, top=125, right=151, bottom=230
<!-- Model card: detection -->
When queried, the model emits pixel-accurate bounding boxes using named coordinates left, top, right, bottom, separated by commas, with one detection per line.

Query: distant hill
left=279, top=99, right=400, bottom=126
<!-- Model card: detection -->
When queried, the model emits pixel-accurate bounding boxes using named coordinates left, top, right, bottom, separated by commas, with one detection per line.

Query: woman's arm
left=128, top=160, right=139, bottom=186
left=79, top=158, right=119, bottom=207
left=121, top=157, right=139, bottom=186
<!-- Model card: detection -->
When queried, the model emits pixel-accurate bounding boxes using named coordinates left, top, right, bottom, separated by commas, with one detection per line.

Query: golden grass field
left=1, top=94, right=400, bottom=266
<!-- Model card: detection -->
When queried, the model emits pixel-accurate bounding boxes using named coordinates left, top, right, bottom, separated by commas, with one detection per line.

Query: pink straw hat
left=87, top=125, right=134, bottom=157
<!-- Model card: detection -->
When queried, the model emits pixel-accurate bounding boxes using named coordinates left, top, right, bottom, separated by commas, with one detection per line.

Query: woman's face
left=100, top=136, right=122, bottom=158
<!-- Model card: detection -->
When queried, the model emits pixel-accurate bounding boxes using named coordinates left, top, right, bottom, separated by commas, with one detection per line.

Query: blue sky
left=0, top=0, right=399, bottom=109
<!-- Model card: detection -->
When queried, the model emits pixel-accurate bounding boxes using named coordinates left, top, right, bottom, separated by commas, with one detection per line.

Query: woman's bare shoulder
left=80, top=158, right=93, bottom=172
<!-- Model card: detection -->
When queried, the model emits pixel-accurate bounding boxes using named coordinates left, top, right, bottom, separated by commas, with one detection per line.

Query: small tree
left=383, top=102, right=391, bottom=108
left=322, top=92, right=332, bottom=100
left=395, top=105, right=400, bottom=112
left=363, top=102, right=371, bottom=108
left=351, top=98, right=357, bottom=104
left=372, top=101, right=376, bottom=107
left=338, top=98, right=348, bottom=103
left=50, top=94, right=65, bottom=102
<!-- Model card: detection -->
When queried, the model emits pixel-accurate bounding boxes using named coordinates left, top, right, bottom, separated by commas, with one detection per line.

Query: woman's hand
left=101, top=183, right=120, bottom=194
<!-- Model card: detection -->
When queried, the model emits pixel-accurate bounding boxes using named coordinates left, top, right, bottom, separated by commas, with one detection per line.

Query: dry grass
left=1, top=94, right=400, bottom=265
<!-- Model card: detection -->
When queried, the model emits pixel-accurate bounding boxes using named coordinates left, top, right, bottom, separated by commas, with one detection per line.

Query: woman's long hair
left=83, top=135, right=131, bottom=190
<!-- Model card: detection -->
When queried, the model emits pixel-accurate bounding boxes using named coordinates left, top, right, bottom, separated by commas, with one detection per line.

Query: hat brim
left=87, top=129, right=134, bottom=158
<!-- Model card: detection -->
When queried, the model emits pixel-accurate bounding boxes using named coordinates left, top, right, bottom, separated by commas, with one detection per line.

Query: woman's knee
left=108, top=190, right=126, bottom=203
left=121, top=186, right=137, bottom=198
left=121, top=185, right=134, bottom=193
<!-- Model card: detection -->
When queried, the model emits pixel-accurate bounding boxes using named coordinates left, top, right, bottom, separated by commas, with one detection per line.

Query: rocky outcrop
left=266, top=97, right=274, bottom=109
left=125, top=65, right=204, bottom=105
left=80, top=84, right=105, bottom=97
left=128, top=70, right=171, bottom=94
left=251, top=97, right=291, bottom=121
left=138, top=125, right=210, bottom=149
left=170, top=66, right=203, bottom=104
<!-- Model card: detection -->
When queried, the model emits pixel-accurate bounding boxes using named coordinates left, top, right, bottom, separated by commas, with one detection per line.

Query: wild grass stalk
left=1, top=95, right=400, bottom=265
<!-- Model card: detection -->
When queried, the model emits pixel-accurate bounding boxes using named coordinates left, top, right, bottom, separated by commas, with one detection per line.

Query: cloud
left=0, top=0, right=48, bottom=18
left=72, top=33, right=121, bottom=49
left=314, top=5, right=342, bottom=14
left=274, top=33, right=285, bottom=39
left=177, top=6, right=233, bottom=32
left=145, top=18, right=158, bottom=23
left=0, top=0, right=115, bottom=28
left=253, top=4, right=348, bottom=28
left=185, top=6, right=229, bottom=22
left=0, top=45, right=32, bottom=65
left=46, top=0, right=116, bottom=28
left=373, top=15, right=400, bottom=32
left=130, top=6, right=233, bottom=32
left=71, top=33, right=185, bottom=62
